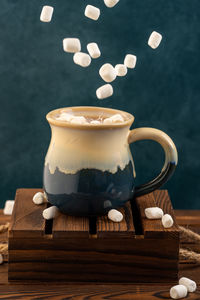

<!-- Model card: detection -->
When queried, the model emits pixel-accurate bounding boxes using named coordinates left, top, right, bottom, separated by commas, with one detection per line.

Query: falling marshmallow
left=108, top=209, right=123, bottom=222
left=104, top=0, right=120, bottom=8
left=145, top=207, right=164, bottom=219
left=96, top=84, right=113, bottom=100
left=3, top=200, right=14, bottom=215
left=91, top=120, right=101, bottom=125
left=170, top=285, right=187, bottom=299
left=162, top=214, right=174, bottom=228
left=43, top=206, right=59, bottom=220
left=124, top=54, right=137, bottom=69
left=40, top=6, right=54, bottom=22
left=70, top=116, right=88, bottom=125
left=148, top=31, right=162, bottom=49
left=85, top=5, right=100, bottom=21
left=99, top=63, right=117, bottom=83
left=63, top=38, right=81, bottom=53
left=73, top=52, right=91, bottom=67
left=115, top=64, right=127, bottom=77
left=179, top=277, right=197, bottom=293
left=87, top=43, right=101, bottom=59
left=33, top=192, right=45, bottom=205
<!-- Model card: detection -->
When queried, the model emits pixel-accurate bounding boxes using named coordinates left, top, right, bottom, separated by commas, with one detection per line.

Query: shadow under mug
left=43, top=106, right=178, bottom=216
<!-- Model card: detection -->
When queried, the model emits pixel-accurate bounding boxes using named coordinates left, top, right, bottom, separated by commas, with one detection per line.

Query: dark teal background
left=0, top=0, right=199, bottom=208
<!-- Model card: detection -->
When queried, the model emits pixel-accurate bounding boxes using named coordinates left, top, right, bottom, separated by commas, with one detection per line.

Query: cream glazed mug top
left=43, top=106, right=178, bottom=216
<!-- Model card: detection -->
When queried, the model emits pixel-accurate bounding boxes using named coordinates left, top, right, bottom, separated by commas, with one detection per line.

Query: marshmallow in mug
left=148, top=31, right=162, bottom=49
left=87, top=43, right=101, bottom=59
left=63, top=38, right=81, bottom=53
left=103, top=114, right=124, bottom=124
left=85, top=5, right=100, bottom=21
left=40, top=6, right=54, bottom=22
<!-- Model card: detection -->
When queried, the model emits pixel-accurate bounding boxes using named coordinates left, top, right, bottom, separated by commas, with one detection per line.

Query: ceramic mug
left=43, top=106, right=178, bottom=216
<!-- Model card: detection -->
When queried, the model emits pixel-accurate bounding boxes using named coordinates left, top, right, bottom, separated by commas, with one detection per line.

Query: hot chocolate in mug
left=43, top=106, right=178, bottom=216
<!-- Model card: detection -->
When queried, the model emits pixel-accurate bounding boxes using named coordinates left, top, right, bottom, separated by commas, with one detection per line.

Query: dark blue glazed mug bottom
left=43, top=162, right=135, bottom=216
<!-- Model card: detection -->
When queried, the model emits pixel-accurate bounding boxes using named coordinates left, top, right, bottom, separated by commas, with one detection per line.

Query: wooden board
left=8, top=189, right=180, bottom=283
left=0, top=209, right=199, bottom=298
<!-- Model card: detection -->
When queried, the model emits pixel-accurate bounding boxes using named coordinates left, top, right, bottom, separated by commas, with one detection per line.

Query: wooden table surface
left=0, top=209, right=200, bottom=299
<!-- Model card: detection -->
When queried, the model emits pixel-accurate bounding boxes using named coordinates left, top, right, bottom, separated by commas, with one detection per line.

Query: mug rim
left=46, top=106, right=134, bottom=129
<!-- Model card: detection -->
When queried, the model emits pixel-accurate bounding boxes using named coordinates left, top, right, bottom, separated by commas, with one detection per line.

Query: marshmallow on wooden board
left=70, top=116, right=88, bottom=125
left=179, top=277, right=197, bottom=293
left=85, top=5, right=100, bottom=21
left=108, top=209, right=123, bottom=222
left=87, top=43, right=101, bottom=59
left=96, top=84, right=113, bottom=100
left=162, top=214, right=174, bottom=228
left=40, top=6, right=54, bottom=22
left=43, top=206, right=59, bottom=220
left=73, top=52, right=91, bottom=67
left=170, top=285, right=187, bottom=299
left=115, top=64, right=127, bottom=76
left=63, top=38, right=81, bottom=53
left=144, top=207, right=164, bottom=219
left=99, top=63, right=117, bottom=83
left=3, top=200, right=14, bottom=215
left=33, top=192, right=45, bottom=205
left=104, top=0, right=120, bottom=8
left=148, top=31, right=162, bottom=49
left=124, top=54, right=137, bottom=69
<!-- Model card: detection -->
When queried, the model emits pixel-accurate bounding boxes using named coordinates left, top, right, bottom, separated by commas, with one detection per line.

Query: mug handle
left=128, top=127, right=178, bottom=197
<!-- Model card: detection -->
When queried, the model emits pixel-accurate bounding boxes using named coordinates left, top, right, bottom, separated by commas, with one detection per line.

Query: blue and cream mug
left=43, top=106, right=178, bottom=216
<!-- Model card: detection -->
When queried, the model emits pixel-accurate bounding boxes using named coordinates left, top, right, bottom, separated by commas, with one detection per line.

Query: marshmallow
left=3, top=200, right=14, bottom=215
left=179, top=277, right=197, bottom=293
left=43, top=206, right=59, bottom=220
left=170, top=285, right=187, bottom=299
left=70, top=116, right=87, bottom=125
left=85, top=5, right=100, bottom=21
left=96, top=84, right=113, bottom=100
left=108, top=209, right=123, bottom=222
left=115, top=64, right=127, bottom=77
left=104, top=0, right=120, bottom=8
left=0, top=254, right=3, bottom=265
left=33, top=192, right=45, bottom=205
left=56, top=112, right=74, bottom=122
left=90, top=120, right=101, bottom=125
left=99, top=63, right=117, bottom=83
left=87, top=43, right=101, bottom=59
left=40, top=6, right=54, bottom=22
left=110, top=114, right=124, bottom=123
left=103, top=117, right=113, bottom=125
left=145, top=207, right=164, bottom=219
left=124, top=54, right=137, bottom=69
left=162, top=214, right=174, bottom=228
left=73, top=52, right=91, bottom=67
left=63, top=38, right=81, bottom=53
left=148, top=31, right=162, bottom=49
